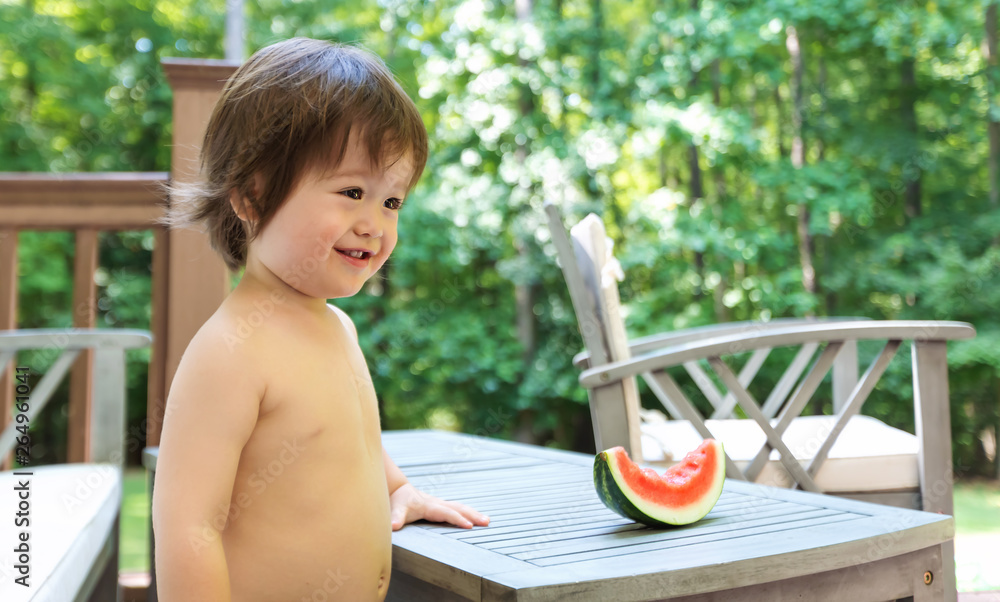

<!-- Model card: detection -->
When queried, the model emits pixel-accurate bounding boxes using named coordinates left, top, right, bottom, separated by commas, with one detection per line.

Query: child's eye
left=341, top=188, right=363, bottom=200
left=384, top=197, right=404, bottom=211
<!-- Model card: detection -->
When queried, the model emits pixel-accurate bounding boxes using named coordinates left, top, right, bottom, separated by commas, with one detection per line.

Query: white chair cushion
left=640, top=415, right=919, bottom=493
left=0, top=464, right=121, bottom=602
left=570, top=214, right=630, bottom=363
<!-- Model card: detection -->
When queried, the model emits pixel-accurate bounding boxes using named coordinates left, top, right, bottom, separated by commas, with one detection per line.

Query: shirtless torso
left=154, top=282, right=391, bottom=601
left=224, top=299, right=389, bottom=600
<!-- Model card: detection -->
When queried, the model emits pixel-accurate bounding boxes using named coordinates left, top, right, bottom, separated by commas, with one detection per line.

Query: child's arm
left=384, top=447, right=490, bottom=530
left=151, top=329, right=263, bottom=601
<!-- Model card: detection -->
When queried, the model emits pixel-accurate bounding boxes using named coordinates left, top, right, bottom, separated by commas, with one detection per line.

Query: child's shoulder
left=183, top=294, right=284, bottom=367
left=167, top=304, right=269, bottom=414
left=326, top=303, right=358, bottom=342
left=181, top=308, right=261, bottom=368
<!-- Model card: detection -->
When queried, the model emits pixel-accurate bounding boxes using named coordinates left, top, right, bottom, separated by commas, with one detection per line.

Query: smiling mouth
left=336, top=249, right=373, bottom=260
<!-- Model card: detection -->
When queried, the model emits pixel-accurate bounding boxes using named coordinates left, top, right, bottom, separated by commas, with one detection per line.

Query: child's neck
left=236, top=257, right=329, bottom=318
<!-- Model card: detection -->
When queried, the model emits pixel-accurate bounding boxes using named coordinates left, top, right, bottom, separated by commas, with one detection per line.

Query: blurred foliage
left=2, top=0, right=999, bottom=476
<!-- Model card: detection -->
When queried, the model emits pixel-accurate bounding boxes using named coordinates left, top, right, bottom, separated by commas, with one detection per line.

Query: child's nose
left=354, top=205, right=384, bottom=238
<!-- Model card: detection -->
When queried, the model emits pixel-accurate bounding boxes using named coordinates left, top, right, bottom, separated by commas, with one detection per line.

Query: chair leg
left=909, top=545, right=953, bottom=602
left=832, top=339, right=858, bottom=413
left=937, top=540, right=957, bottom=602
left=912, top=340, right=957, bottom=602
left=145, top=463, right=159, bottom=602
left=84, top=516, right=121, bottom=602
left=88, top=560, right=120, bottom=602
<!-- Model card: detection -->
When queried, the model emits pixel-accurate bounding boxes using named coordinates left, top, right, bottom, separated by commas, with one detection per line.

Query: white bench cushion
left=640, top=414, right=919, bottom=493
left=0, top=464, right=120, bottom=602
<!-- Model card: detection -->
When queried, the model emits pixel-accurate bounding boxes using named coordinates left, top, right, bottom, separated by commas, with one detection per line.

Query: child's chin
left=325, top=284, right=367, bottom=299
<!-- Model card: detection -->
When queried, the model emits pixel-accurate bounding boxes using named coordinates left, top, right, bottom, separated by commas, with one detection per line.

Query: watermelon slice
left=593, top=439, right=725, bottom=527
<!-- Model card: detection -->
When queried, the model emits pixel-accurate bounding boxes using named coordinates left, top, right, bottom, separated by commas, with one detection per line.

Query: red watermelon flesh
left=594, top=439, right=725, bottom=527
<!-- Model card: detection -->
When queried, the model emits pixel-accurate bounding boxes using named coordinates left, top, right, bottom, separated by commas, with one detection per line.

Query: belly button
left=378, top=575, right=385, bottom=589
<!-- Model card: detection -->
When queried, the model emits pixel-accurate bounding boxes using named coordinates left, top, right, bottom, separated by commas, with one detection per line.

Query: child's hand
left=389, top=483, right=490, bottom=531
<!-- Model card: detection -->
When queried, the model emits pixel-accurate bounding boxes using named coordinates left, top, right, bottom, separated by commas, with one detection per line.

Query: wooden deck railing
left=0, top=59, right=238, bottom=470
left=0, top=172, right=168, bottom=466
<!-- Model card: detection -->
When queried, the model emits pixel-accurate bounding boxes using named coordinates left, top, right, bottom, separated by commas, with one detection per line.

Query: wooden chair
left=0, top=329, right=151, bottom=602
left=545, top=203, right=975, bottom=598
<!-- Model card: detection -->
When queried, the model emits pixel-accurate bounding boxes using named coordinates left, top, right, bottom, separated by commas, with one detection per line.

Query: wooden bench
left=0, top=329, right=150, bottom=602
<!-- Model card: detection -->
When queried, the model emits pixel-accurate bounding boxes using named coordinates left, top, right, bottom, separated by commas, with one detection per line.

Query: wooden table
left=384, top=430, right=953, bottom=602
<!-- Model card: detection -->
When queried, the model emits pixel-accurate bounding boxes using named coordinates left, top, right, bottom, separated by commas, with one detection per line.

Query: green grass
left=120, top=468, right=150, bottom=573
left=953, top=479, right=1000, bottom=535
left=953, top=479, right=1000, bottom=592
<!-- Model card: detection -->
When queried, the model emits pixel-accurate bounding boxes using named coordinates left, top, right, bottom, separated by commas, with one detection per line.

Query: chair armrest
left=578, top=319, right=976, bottom=389
left=0, top=328, right=152, bottom=351
left=0, top=328, right=152, bottom=464
left=571, top=317, right=870, bottom=369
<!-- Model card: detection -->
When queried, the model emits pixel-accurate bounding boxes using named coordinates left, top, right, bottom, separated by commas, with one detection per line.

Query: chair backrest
left=544, top=203, right=642, bottom=457
left=0, top=329, right=151, bottom=466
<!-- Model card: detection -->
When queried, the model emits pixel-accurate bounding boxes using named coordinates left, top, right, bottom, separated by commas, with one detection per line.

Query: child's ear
left=229, top=189, right=257, bottom=223
left=229, top=173, right=263, bottom=223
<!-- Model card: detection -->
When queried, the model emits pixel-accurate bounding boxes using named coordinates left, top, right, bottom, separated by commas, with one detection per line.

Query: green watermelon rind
left=593, top=451, right=675, bottom=527
left=593, top=441, right=725, bottom=528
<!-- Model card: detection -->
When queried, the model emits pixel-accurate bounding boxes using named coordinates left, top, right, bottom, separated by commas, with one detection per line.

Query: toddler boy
left=152, top=37, right=488, bottom=601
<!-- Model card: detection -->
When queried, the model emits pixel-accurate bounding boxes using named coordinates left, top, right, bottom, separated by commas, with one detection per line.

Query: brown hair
left=164, top=37, right=429, bottom=270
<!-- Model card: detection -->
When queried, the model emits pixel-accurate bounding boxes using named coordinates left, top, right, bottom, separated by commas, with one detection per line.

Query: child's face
left=247, top=133, right=412, bottom=300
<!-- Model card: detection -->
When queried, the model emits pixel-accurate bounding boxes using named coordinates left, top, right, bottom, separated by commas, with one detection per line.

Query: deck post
left=68, top=228, right=98, bottom=462
left=150, top=59, right=239, bottom=448
left=0, top=229, right=15, bottom=469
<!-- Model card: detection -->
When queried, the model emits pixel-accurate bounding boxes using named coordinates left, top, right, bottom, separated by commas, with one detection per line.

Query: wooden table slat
left=409, top=471, right=587, bottom=498
left=449, top=497, right=819, bottom=545
left=490, top=506, right=843, bottom=559
left=475, top=521, right=643, bottom=549
left=400, top=456, right=547, bottom=477
left=438, top=482, right=595, bottom=506
left=515, top=510, right=855, bottom=565
left=438, top=506, right=816, bottom=545
left=407, top=463, right=578, bottom=486
left=461, top=497, right=607, bottom=518
left=422, top=507, right=615, bottom=535
left=473, top=502, right=825, bottom=551
left=455, top=499, right=605, bottom=520
left=410, top=472, right=588, bottom=496
left=391, top=451, right=513, bottom=468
